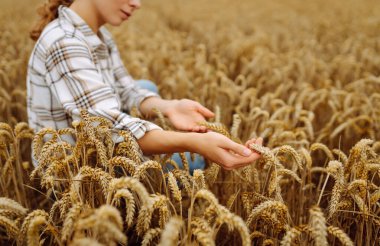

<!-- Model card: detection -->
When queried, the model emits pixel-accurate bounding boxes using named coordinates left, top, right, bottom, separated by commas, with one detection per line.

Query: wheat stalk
left=0, top=215, right=19, bottom=238
left=0, top=197, right=28, bottom=216
left=62, top=203, right=84, bottom=242
left=280, top=227, right=302, bottom=246
left=142, top=228, right=162, bottom=246
left=137, top=194, right=169, bottom=236
left=107, top=177, right=150, bottom=205
left=75, top=205, right=127, bottom=245
left=111, top=188, right=136, bottom=228
left=246, top=200, right=288, bottom=228
left=190, top=217, right=215, bottom=246
left=309, top=206, right=328, bottom=246
left=133, top=160, right=163, bottom=180
left=167, top=172, right=182, bottom=203
left=327, top=226, right=354, bottom=246
left=157, top=216, right=184, bottom=246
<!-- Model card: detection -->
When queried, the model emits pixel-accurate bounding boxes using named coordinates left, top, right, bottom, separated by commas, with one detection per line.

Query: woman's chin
left=108, top=18, right=125, bottom=27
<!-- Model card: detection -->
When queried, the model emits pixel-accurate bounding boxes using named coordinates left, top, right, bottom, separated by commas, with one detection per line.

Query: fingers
left=228, top=152, right=261, bottom=169
left=191, top=125, right=207, bottom=132
left=221, top=138, right=253, bottom=157
left=197, top=104, right=215, bottom=118
left=245, top=139, right=254, bottom=146
left=200, top=125, right=207, bottom=132
left=255, top=137, right=263, bottom=145
left=245, top=137, right=263, bottom=147
left=235, top=152, right=261, bottom=164
left=219, top=149, right=261, bottom=170
left=221, top=137, right=264, bottom=170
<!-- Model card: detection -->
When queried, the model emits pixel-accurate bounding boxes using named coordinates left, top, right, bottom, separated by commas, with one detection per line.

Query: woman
left=27, top=0, right=263, bottom=170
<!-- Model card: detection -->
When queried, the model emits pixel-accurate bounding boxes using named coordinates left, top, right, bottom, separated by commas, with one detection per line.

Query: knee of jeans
left=170, top=152, right=206, bottom=174
left=136, top=79, right=159, bottom=94
left=189, top=155, right=206, bottom=174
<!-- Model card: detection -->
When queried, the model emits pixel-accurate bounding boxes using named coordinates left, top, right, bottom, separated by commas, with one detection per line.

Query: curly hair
left=30, top=0, right=74, bottom=41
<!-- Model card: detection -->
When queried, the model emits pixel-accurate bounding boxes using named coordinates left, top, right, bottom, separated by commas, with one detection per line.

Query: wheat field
left=1, top=0, right=380, bottom=245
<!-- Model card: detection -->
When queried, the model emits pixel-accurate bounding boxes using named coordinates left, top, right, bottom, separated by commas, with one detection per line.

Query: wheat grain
left=62, top=203, right=83, bottom=242
left=142, top=228, right=162, bottom=246
left=332, top=149, right=348, bottom=164
left=19, top=210, right=49, bottom=244
left=107, top=177, right=150, bottom=205
left=273, top=145, right=303, bottom=171
left=0, top=197, right=27, bottom=216
left=137, top=194, right=169, bottom=235
left=370, top=189, right=380, bottom=205
left=193, top=169, right=206, bottom=189
left=0, top=209, right=22, bottom=218
left=108, top=156, right=137, bottom=176
left=118, top=130, right=143, bottom=165
left=27, top=215, right=48, bottom=246
left=157, top=216, right=184, bottom=246
left=263, top=239, right=275, bottom=246
left=204, top=163, right=220, bottom=186
left=327, top=226, right=354, bottom=246
left=32, top=128, right=58, bottom=160
left=217, top=206, right=251, bottom=246
left=226, top=191, right=239, bottom=210
left=0, top=215, right=19, bottom=238
left=310, top=143, right=334, bottom=161
left=75, top=205, right=127, bottom=245
left=167, top=172, right=182, bottom=203
left=190, top=217, right=215, bottom=246
left=246, top=200, right=288, bottom=227
left=133, top=160, right=163, bottom=180
left=309, top=206, right=328, bottom=246
left=172, top=169, right=192, bottom=194
left=111, top=188, right=136, bottom=227
left=280, top=227, right=302, bottom=246
left=197, top=122, right=231, bottom=138
left=351, top=194, right=369, bottom=219
left=230, top=113, right=241, bottom=139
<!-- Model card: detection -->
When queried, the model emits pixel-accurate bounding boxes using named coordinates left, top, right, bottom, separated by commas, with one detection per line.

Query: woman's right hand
left=190, top=131, right=263, bottom=170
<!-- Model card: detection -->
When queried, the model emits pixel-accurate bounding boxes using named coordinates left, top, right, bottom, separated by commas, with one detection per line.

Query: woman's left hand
left=165, top=99, right=215, bottom=132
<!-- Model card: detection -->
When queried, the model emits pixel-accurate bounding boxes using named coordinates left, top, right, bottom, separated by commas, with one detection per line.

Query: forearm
left=137, top=129, right=200, bottom=155
left=139, top=97, right=178, bottom=119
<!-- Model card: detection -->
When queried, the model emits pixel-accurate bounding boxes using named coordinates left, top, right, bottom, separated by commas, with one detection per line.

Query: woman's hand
left=137, top=128, right=263, bottom=170
left=190, top=131, right=263, bottom=170
left=244, top=137, right=263, bottom=149
left=165, top=99, right=215, bottom=132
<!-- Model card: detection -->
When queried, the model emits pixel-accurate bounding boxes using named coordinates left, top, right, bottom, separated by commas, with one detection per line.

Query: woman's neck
left=69, top=0, right=105, bottom=34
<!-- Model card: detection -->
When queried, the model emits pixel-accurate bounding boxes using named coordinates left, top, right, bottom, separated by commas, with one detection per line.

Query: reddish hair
left=30, top=0, right=73, bottom=41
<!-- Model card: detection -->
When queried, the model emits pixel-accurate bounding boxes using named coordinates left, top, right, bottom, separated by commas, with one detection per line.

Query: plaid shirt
left=26, top=6, right=162, bottom=142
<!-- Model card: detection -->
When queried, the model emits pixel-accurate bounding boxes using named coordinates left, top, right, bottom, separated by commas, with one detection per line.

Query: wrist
left=140, top=97, right=178, bottom=118
left=137, top=130, right=202, bottom=155
left=161, top=99, right=179, bottom=117
left=182, top=132, right=204, bottom=154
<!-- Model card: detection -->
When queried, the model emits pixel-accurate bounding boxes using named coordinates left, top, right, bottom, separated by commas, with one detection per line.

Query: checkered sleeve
left=110, top=41, right=161, bottom=113
left=45, top=37, right=163, bottom=139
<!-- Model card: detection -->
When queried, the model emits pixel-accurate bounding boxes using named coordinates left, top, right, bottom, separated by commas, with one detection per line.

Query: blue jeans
left=136, top=79, right=206, bottom=173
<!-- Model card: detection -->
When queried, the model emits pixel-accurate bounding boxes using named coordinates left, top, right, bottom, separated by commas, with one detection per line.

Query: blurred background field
left=2, top=0, right=380, bottom=149
left=1, top=0, right=380, bottom=245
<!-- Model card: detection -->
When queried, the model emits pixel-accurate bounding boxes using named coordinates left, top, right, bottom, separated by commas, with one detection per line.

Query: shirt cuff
left=134, top=89, right=162, bottom=113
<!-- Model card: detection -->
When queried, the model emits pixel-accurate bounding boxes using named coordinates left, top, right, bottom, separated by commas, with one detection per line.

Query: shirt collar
left=58, top=5, right=107, bottom=51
